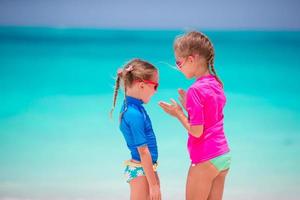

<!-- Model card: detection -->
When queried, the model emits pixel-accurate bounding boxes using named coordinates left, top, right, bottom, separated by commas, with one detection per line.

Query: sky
left=0, top=0, right=299, bottom=30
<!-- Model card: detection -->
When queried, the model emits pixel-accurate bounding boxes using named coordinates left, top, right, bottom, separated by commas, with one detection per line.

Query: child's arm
left=176, top=109, right=203, bottom=138
left=159, top=100, right=204, bottom=138
left=178, top=88, right=187, bottom=110
left=138, top=146, right=161, bottom=200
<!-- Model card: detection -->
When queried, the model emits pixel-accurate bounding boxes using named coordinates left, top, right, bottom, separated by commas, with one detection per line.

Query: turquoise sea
left=0, top=27, right=300, bottom=200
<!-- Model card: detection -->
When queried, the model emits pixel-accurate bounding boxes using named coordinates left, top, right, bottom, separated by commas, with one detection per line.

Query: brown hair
left=174, top=31, right=223, bottom=87
left=110, top=58, right=157, bottom=118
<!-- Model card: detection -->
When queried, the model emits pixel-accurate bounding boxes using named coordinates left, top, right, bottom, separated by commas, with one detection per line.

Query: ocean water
left=0, top=27, right=300, bottom=200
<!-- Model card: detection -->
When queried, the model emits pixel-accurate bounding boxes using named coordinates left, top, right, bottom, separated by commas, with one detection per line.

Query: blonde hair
left=110, top=58, right=157, bottom=118
left=174, top=31, right=223, bottom=87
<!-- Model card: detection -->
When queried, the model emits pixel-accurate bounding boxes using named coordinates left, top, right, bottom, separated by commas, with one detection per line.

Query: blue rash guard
left=119, top=96, right=158, bottom=164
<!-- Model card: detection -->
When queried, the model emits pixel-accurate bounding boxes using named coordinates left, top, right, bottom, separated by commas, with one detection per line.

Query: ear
left=187, top=55, right=194, bottom=64
left=138, top=82, right=145, bottom=89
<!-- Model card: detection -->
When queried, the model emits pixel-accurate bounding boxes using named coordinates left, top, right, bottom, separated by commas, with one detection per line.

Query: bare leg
left=155, top=172, right=160, bottom=187
left=207, top=169, right=229, bottom=200
left=130, top=176, right=150, bottom=200
left=186, top=161, right=219, bottom=200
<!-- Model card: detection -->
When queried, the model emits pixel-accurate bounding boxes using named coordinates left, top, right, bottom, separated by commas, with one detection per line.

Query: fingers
left=151, top=192, right=161, bottom=200
left=178, top=88, right=186, bottom=97
left=158, top=101, right=171, bottom=107
left=151, top=195, right=158, bottom=200
left=158, top=102, right=172, bottom=114
left=155, top=194, right=161, bottom=200
left=150, top=191, right=160, bottom=200
left=178, top=96, right=183, bottom=104
left=158, top=192, right=162, bottom=200
left=158, top=101, right=171, bottom=110
left=170, top=98, right=178, bottom=106
left=161, top=107, right=170, bottom=113
left=178, top=89, right=186, bottom=101
left=178, top=88, right=187, bottom=110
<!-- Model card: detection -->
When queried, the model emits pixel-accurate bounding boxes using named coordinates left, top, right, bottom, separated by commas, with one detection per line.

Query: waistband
left=124, top=160, right=158, bottom=171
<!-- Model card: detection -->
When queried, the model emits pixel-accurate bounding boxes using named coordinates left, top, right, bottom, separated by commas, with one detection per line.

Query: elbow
left=190, top=125, right=204, bottom=138
left=192, top=131, right=203, bottom=138
left=138, top=146, right=150, bottom=156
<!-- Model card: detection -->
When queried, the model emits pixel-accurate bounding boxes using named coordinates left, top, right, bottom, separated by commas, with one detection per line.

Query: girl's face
left=175, top=52, right=206, bottom=79
left=138, top=71, right=159, bottom=103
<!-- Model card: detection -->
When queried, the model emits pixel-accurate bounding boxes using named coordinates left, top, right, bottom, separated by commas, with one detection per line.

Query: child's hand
left=159, top=99, right=183, bottom=118
left=149, top=184, right=161, bottom=200
left=178, top=88, right=187, bottom=110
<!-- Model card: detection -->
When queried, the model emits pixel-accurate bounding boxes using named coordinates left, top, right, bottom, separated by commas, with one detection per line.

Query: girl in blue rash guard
left=110, top=59, right=161, bottom=200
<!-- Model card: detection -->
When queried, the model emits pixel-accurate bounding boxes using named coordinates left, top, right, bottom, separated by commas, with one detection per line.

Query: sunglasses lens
left=176, top=61, right=182, bottom=68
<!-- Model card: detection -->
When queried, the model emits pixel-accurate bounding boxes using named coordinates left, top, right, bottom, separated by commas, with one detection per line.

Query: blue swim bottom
left=123, top=160, right=158, bottom=183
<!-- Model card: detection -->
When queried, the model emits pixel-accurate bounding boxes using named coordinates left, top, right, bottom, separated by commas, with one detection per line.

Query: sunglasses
left=134, top=79, right=159, bottom=91
left=175, top=57, right=188, bottom=69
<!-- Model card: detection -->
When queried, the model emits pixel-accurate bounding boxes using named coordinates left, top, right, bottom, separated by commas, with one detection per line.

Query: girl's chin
left=182, top=71, right=192, bottom=79
left=143, top=96, right=153, bottom=104
left=143, top=99, right=150, bottom=104
left=185, top=74, right=194, bottom=79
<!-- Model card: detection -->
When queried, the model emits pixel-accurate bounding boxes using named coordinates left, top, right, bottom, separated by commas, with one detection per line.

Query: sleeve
left=186, top=87, right=204, bottom=126
left=126, top=108, right=147, bottom=147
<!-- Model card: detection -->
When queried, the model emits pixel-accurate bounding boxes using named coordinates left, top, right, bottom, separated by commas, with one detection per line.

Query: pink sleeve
left=186, top=87, right=204, bottom=125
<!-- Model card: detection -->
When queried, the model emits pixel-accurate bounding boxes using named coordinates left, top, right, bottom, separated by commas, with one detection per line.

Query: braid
left=119, top=67, right=132, bottom=122
left=203, top=33, right=224, bottom=88
left=110, top=74, right=121, bottom=118
left=210, top=63, right=223, bottom=87
left=119, top=78, right=128, bottom=122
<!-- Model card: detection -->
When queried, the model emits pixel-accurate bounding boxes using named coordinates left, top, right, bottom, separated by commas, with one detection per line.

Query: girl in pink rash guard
left=159, top=31, right=231, bottom=200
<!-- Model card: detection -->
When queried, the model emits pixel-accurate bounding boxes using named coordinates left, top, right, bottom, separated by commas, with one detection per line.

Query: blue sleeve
left=125, top=108, right=147, bottom=147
